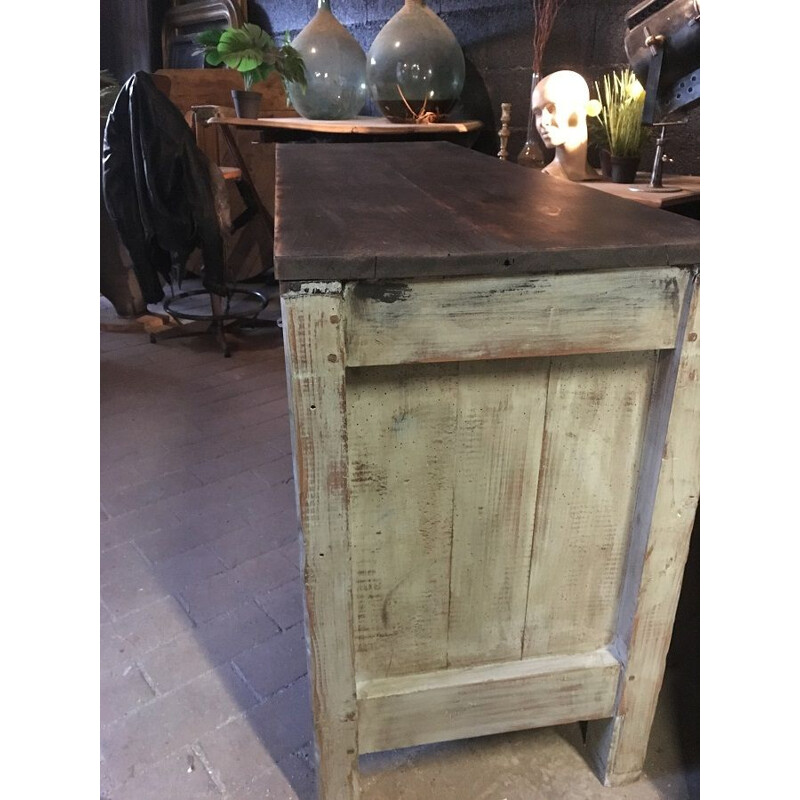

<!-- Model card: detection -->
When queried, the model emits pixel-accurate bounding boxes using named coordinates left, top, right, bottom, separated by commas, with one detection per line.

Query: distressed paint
left=282, top=265, right=699, bottom=798
left=343, top=270, right=688, bottom=367
left=523, top=350, right=657, bottom=657
left=357, top=648, right=621, bottom=753
left=282, top=287, right=360, bottom=800
left=446, top=358, right=549, bottom=666
left=347, top=362, right=460, bottom=680
left=585, top=275, right=700, bottom=786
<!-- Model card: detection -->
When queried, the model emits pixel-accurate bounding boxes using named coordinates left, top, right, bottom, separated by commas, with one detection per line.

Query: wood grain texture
left=357, top=648, right=621, bottom=753
left=279, top=264, right=699, bottom=793
left=281, top=287, right=359, bottom=800
left=343, top=269, right=688, bottom=367
left=523, top=351, right=657, bottom=658
left=154, top=68, right=293, bottom=117
left=347, top=363, right=460, bottom=681
left=585, top=275, right=700, bottom=786
left=579, top=174, right=700, bottom=209
left=274, top=142, right=700, bottom=280
left=446, top=359, right=549, bottom=667
left=210, top=116, right=482, bottom=134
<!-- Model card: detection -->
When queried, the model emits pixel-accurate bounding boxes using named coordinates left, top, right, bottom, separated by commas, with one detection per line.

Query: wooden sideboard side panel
left=280, top=268, right=698, bottom=797
left=282, top=287, right=360, bottom=800
left=585, top=276, right=700, bottom=786
left=343, top=269, right=688, bottom=367
left=348, top=357, right=550, bottom=679
left=523, top=351, right=657, bottom=658
left=347, top=363, right=460, bottom=680
left=357, top=648, right=621, bottom=753
left=446, top=358, right=549, bottom=667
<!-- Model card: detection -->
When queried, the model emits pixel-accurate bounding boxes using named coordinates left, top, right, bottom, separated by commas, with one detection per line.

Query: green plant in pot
left=593, top=68, right=649, bottom=183
left=195, top=23, right=306, bottom=119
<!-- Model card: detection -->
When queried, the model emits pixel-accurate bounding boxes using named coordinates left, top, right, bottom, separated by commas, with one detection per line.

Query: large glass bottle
left=367, top=0, right=465, bottom=123
left=287, top=0, right=367, bottom=120
left=517, top=71, right=548, bottom=168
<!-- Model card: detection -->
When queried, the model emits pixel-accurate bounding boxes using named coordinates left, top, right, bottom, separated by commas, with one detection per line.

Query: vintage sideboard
left=274, top=142, right=700, bottom=800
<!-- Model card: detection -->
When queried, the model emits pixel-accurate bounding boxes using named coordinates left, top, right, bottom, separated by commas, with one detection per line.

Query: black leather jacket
left=102, top=71, right=225, bottom=304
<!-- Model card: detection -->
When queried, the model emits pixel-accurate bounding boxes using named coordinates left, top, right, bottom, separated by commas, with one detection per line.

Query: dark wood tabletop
left=274, top=141, right=700, bottom=281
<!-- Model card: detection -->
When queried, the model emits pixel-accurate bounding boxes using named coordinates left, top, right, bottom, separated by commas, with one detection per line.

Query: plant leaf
left=191, top=23, right=306, bottom=88
left=203, top=50, right=224, bottom=66
left=222, top=52, right=263, bottom=71
left=219, top=27, right=249, bottom=48
left=195, top=29, right=223, bottom=46
left=248, top=63, right=274, bottom=86
left=593, top=67, right=646, bottom=157
left=218, top=27, right=265, bottom=72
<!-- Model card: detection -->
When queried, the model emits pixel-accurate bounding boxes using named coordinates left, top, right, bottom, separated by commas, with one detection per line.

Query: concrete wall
left=250, top=0, right=699, bottom=175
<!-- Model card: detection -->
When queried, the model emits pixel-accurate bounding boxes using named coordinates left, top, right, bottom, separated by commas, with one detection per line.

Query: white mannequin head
left=532, top=70, right=597, bottom=182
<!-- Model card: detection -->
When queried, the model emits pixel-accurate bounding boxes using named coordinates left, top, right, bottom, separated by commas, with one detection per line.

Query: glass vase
left=517, top=71, right=548, bottom=169
left=367, top=0, right=465, bottom=123
left=287, top=0, right=367, bottom=120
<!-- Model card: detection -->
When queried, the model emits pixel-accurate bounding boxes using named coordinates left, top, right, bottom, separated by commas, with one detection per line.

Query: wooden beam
left=357, top=648, right=621, bottom=753
left=585, top=272, right=700, bottom=786
left=281, top=284, right=359, bottom=800
left=343, top=268, right=689, bottom=367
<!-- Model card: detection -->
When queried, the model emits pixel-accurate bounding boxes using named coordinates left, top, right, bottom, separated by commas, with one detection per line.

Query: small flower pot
left=608, top=153, right=640, bottom=184
left=231, top=90, right=262, bottom=119
left=599, top=149, right=612, bottom=179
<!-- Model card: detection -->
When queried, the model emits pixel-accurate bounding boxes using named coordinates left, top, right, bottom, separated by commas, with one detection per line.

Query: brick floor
left=100, top=305, right=698, bottom=800
left=100, top=313, right=315, bottom=800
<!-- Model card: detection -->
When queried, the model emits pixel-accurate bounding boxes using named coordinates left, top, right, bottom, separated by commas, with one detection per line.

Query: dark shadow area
left=457, top=56, right=500, bottom=158
left=247, top=2, right=272, bottom=36
left=666, top=505, right=700, bottom=786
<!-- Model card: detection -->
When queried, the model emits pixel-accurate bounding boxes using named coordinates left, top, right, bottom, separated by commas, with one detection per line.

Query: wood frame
left=282, top=266, right=700, bottom=799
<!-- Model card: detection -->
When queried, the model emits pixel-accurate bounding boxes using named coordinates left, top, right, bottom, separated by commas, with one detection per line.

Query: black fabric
left=102, top=71, right=226, bottom=304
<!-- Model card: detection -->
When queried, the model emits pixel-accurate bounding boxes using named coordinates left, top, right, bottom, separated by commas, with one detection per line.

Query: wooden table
left=579, top=173, right=700, bottom=210
left=275, top=142, right=700, bottom=800
left=209, top=114, right=483, bottom=139
left=207, top=115, right=483, bottom=263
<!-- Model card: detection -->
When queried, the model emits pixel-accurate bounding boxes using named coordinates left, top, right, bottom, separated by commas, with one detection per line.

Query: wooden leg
left=218, top=122, right=274, bottom=271
left=282, top=283, right=360, bottom=800
left=586, top=273, right=700, bottom=785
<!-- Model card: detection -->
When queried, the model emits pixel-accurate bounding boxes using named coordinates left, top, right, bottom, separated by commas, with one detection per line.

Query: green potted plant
left=195, top=23, right=306, bottom=119
left=593, top=68, right=649, bottom=183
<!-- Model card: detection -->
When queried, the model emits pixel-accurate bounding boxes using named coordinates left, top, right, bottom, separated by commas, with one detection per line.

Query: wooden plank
left=281, top=285, right=359, bottom=800
left=357, top=648, right=621, bottom=753
left=579, top=174, right=700, bottom=210
left=275, top=150, right=504, bottom=282
left=155, top=68, right=293, bottom=117
left=344, top=269, right=688, bottom=367
left=210, top=115, right=482, bottom=134
left=347, top=363, right=459, bottom=681
left=446, top=358, right=549, bottom=667
left=586, top=273, right=700, bottom=786
left=273, top=142, right=700, bottom=281
left=523, top=350, right=657, bottom=657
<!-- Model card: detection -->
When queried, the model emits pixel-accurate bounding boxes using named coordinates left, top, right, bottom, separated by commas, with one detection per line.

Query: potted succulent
left=593, top=68, right=649, bottom=183
left=195, top=23, right=306, bottom=119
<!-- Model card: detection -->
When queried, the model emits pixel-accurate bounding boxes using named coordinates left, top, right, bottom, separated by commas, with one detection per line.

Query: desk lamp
left=623, top=0, right=700, bottom=193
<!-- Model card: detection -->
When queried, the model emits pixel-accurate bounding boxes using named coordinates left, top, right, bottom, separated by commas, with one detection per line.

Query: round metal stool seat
left=152, top=288, right=270, bottom=357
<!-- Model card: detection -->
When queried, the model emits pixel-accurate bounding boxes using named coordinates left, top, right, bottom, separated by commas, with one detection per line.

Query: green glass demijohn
left=287, top=0, right=367, bottom=120
left=367, top=0, right=465, bottom=123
